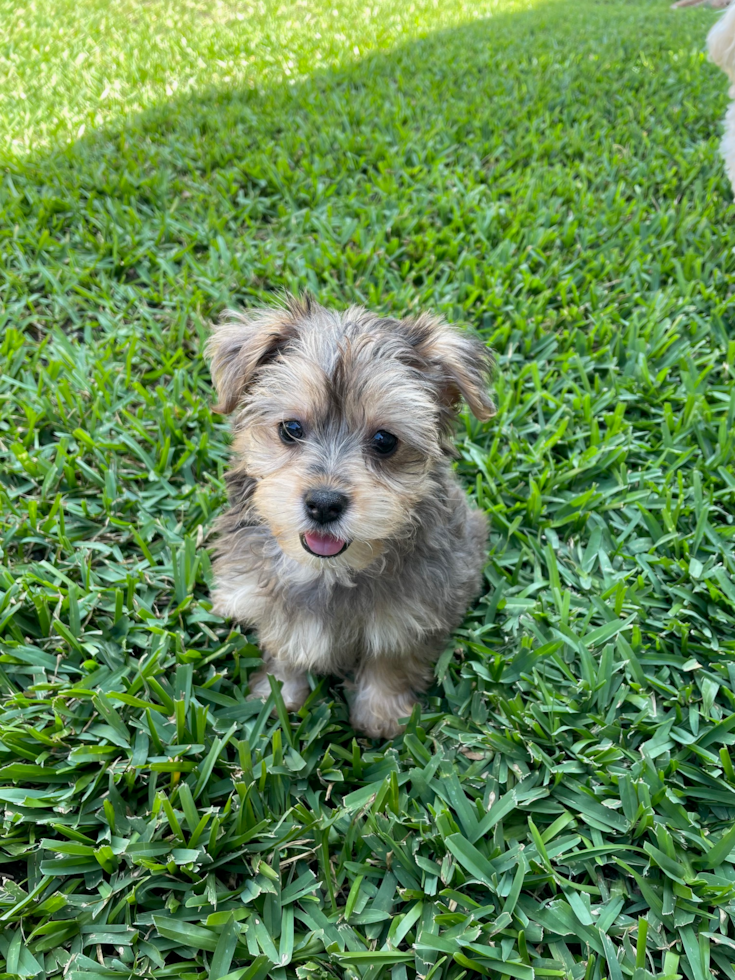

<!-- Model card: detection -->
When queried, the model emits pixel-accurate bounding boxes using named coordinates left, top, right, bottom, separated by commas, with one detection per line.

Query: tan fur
left=708, top=2, right=735, bottom=193
left=206, top=296, right=494, bottom=738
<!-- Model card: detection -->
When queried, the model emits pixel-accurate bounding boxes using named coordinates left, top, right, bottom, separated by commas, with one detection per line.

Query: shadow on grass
left=0, top=0, right=730, bottom=340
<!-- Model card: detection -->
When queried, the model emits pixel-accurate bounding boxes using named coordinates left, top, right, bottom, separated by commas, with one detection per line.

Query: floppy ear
left=399, top=312, right=495, bottom=423
left=206, top=298, right=309, bottom=414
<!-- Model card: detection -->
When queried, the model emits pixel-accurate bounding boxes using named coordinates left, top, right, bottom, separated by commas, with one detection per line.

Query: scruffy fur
left=206, top=296, right=494, bottom=738
left=709, top=1, right=735, bottom=193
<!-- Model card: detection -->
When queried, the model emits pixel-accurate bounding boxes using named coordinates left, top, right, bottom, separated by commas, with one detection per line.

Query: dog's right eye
left=371, top=430, right=398, bottom=456
left=279, top=420, right=304, bottom=444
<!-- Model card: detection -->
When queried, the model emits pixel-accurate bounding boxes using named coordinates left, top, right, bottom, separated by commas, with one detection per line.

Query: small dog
left=708, top=1, right=735, bottom=193
left=206, top=296, right=494, bottom=738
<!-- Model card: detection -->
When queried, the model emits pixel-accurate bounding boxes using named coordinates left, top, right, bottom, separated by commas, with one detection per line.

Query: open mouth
left=301, top=532, right=350, bottom=558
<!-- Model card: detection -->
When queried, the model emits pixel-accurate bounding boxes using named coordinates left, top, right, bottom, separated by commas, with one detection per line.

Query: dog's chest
left=215, top=554, right=448, bottom=669
left=304, top=579, right=444, bottom=661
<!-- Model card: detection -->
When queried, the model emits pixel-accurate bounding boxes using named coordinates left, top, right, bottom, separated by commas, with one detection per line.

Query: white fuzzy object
left=708, top=2, right=735, bottom=192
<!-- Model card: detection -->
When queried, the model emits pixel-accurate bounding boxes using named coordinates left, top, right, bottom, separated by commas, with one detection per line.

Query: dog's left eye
left=279, top=420, right=304, bottom=444
left=371, top=430, right=398, bottom=456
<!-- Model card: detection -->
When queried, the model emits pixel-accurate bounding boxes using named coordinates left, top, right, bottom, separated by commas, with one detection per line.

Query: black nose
left=305, top=489, right=348, bottom=525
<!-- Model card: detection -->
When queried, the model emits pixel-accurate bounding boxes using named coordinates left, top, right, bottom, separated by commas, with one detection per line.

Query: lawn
left=1, top=0, right=734, bottom=977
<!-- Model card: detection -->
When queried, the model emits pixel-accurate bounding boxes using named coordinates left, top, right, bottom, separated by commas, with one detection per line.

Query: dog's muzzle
left=301, top=487, right=350, bottom=557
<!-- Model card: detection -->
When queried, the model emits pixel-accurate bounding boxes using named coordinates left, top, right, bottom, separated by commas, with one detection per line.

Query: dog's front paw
left=246, top=669, right=273, bottom=701
left=350, top=687, right=416, bottom=739
left=247, top=668, right=310, bottom=712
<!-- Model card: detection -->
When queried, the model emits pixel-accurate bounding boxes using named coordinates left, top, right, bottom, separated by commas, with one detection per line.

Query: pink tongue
left=304, top=532, right=345, bottom=557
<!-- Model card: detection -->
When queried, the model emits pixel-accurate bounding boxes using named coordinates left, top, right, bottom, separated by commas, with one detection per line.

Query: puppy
left=708, top=1, right=735, bottom=193
left=206, top=296, right=494, bottom=738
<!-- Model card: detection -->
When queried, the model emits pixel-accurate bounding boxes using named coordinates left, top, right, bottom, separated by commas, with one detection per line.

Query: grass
left=1, top=0, right=735, bottom=978
left=0, top=0, right=522, bottom=156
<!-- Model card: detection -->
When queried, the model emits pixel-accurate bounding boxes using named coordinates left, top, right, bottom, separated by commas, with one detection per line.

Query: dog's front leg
left=248, top=655, right=310, bottom=711
left=248, top=613, right=334, bottom=711
left=351, top=650, right=435, bottom=739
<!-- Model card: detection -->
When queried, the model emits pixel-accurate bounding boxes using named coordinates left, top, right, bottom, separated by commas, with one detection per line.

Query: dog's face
left=207, top=297, right=494, bottom=573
